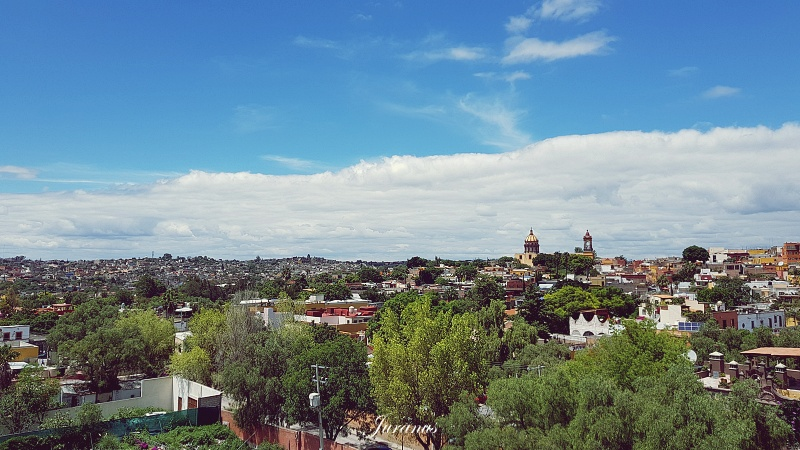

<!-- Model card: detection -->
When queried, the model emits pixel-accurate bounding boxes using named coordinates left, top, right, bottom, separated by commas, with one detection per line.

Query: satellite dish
left=685, top=349, right=698, bottom=363
left=779, top=262, right=785, bottom=266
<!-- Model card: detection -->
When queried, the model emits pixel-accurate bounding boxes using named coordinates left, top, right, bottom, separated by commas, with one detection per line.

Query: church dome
left=525, top=229, right=538, bottom=242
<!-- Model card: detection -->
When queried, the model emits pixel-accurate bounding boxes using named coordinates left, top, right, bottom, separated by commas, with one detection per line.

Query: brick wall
left=221, top=410, right=358, bottom=450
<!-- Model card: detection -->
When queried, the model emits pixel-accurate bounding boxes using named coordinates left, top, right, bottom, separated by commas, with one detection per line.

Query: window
left=2, top=332, right=8, bottom=341
left=15, top=332, right=22, bottom=340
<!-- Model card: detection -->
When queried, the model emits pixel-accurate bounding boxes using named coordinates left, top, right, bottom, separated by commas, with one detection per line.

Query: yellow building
left=514, top=229, right=540, bottom=267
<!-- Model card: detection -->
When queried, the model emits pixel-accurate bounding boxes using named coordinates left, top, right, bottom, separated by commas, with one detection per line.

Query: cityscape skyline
left=1, top=1, right=799, bottom=260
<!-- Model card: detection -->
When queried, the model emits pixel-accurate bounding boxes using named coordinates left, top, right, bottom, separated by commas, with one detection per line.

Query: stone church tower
left=514, top=229, right=540, bottom=267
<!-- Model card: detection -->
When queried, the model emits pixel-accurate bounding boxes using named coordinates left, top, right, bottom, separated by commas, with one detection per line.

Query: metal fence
left=0, top=406, right=220, bottom=445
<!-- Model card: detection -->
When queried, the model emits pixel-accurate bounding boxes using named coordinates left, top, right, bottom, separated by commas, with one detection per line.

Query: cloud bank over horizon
left=2, top=124, right=799, bottom=262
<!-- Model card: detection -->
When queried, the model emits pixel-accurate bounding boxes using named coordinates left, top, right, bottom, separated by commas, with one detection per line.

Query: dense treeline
left=2, top=253, right=799, bottom=449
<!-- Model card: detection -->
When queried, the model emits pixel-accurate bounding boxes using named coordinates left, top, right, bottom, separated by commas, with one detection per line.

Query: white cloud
left=505, top=15, right=533, bottom=34
left=669, top=66, right=699, bottom=77
left=352, top=13, right=372, bottom=22
left=3, top=124, right=800, bottom=261
left=502, top=31, right=615, bottom=64
left=261, top=155, right=317, bottom=171
left=403, top=46, right=488, bottom=62
left=457, top=95, right=532, bottom=149
left=537, top=0, right=601, bottom=22
left=293, top=36, right=340, bottom=50
left=703, top=85, right=741, bottom=99
left=0, top=165, right=38, bottom=180
left=474, top=71, right=532, bottom=84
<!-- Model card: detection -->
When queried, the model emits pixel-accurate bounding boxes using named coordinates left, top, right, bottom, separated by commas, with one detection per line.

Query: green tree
left=389, top=265, right=409, bottom=280
left=134, top=274, right=166, bottom=299
left=0, top=344, right=20, bottom=390
left=282, top=335, right=374, bottom=440
left=180, top=275, right=225, bottom=301
left=466, top=275, right=506, bottom=308
left=499, top=319, right=539, bottom=363
left=407, top=256, right=429, bottom=268
left=726, top=379, right=791, bottom=450
left=313, top=272, right=334, bottom=285
left=0, top=287, right=20, bottom=318
left=170, top=345, right=213, bottom=386
left=259, top=279, right=284, bottom=299
left=29, top=311, right=59, bottom=333
left=437, top=392, right=490, bottom=448
left=0, top=366, right=60, bottom=433
left=367, top=291, right=422, bottom=338
left=51, top=301, right=174, bottom=394
left=67, top=325, right=138, bottom=393
left=575, top=319, right=689, bottom=389
left=568, top=255, right=594, bottom=276
left=775, top=326, right=800, bottom=348
left=314, top=280, right=351, bottom=300
left=115, top=309, right=175, bottom=377
left=455, top=264, right=478, bottom=282
left=542, top=286, right=599, bottom=334
left=696, top=277, right=752, bottom=308
left=682, top=245, right=709, bottom=263
left=672, top=262, right=699, bottom=283
left=357, top=266, right=384, bottom=283
left=370, top=298, right=488, bottom=450
left=214, top=305, right=311, bottom=431
left=188, top=308, right=226, bottom=359
left=594, top=286, right=637, bottom=318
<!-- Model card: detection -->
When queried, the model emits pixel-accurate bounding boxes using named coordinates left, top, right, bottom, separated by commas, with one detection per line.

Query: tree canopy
left=282, top=335, right=374, bottom=440
left=370, top=298, right=488, bottom=450
left=442, top=320, right=790, bottom=450
left=696, top=277, right=752, bottom=308
left=682, top=245, right=710, bottom=263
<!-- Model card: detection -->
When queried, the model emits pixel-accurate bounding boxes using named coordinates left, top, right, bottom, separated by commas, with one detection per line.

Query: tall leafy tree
left=370, top=298, right=488, bottom=450
left=0, top=345, right=20, bottom=390
left=0, top=366, right=60, bottom=433
left=466, top=275, right=506, bottom=308
left=282, top=335, right=374, bottom=440
left=682, top=245, right=710, bottom=263
left=114, top=309, right=175, bottom=377
left=134, top=274, right=166, bottom=299
left=574, top=319, right=689, bottom=389
left=541, top=286, right=600, bottom=334
left=49, top=299, right=174, bottom=393
left=696, top=277, right=753, bottom=308
left=214, top=305, right=311, bottom=431
left=169, top=307, right=226, bottom=386
left=357, top=266, right=384, bottom=283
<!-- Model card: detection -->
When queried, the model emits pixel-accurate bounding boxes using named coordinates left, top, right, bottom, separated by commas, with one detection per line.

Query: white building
left=569, top=309, right=612, bottom=337
left=736, top=309, right=785, bottom=331
left=0, top=324, right=29, bottom=343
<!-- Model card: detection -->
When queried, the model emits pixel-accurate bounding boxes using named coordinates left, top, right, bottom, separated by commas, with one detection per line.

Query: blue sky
left=1, top=1, right=800, bottom=260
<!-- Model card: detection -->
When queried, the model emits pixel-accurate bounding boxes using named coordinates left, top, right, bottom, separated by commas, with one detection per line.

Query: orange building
left=783, top=242, right=800, bottom=265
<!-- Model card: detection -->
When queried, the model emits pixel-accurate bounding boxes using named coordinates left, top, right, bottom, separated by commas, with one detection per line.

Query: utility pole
left=310, top=364, right=328, bottom=450
left=529, top=364, right=545, bottom=377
